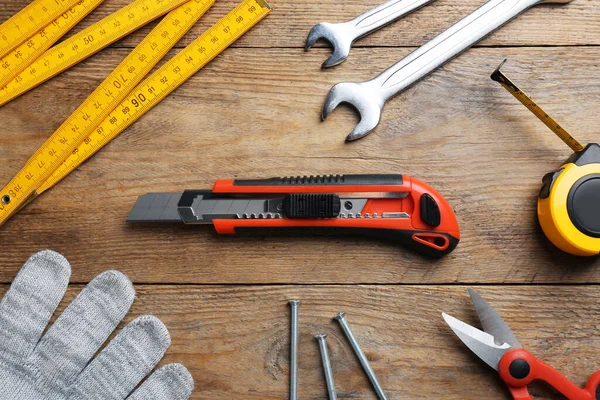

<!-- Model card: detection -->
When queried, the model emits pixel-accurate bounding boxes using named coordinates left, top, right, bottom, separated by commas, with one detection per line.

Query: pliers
left=443, top=289, right=600, bottom=400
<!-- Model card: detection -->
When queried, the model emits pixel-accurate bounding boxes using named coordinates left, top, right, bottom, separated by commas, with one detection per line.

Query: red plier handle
left=498, top=348, right=600, bottom=400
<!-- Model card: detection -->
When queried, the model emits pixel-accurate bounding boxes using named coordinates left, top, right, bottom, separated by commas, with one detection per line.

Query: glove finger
left=24, top=270, right=135, bottom=390
left=68, top=315, right=171, bottom=400
left=128, top=363, right=194, bottom=400
left=0, top=250, right=70, bottom=365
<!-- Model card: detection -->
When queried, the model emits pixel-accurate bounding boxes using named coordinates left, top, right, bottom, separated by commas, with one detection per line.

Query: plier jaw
left=444, top=290, right=600, bottom=400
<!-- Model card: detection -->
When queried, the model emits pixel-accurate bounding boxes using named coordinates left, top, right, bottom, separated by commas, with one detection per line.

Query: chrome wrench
left=321, top=0, right=573, bottom=142
left=305, top=0, right=435, bottom=68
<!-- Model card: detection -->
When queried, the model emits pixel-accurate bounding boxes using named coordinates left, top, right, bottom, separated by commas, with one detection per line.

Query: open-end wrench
left=305, top=0, right=435, bottom=68
left=321, top=0, right=573, bottom=142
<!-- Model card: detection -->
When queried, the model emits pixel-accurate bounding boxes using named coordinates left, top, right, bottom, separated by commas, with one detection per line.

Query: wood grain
left=1, top=284, right=598, bottom=399
left=1, top=0, right=598, bottom=49
left=1, top=0, right=599, bottom=398
left=1, top=47, right=599, bottom=284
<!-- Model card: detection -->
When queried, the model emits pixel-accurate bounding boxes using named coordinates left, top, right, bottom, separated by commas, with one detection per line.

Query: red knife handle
left=212, top=174, right=408, bottom=193
left=213, top=174, right=459, bottom=231
left=208, top=174, right=460, bottom=257
left=213, top=220, right=458, bottom=257
left=499, top=348, right=600, bottom=400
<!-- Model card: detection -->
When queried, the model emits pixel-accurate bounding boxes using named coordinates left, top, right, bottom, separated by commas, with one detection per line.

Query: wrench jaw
left=305, top=22, right=353, bottom=68
left=322, top=81, right=384, bottom=142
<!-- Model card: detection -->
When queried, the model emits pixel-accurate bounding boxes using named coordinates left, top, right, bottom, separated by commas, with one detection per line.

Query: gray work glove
left=0, top=250, right=194, bottom=400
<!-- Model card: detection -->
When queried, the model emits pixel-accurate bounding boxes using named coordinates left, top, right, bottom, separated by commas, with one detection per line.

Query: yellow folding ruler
left=0, top=0, right=271, bottom=227
left=0, top=0, right=194, bottom=106
left=0, top=0, right=106, bottom=89
left=0, top=0, right=83, bottom=59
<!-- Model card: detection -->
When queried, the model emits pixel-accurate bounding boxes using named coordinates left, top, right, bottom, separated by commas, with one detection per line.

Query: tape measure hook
left=492, top=59, right=508, bottom=79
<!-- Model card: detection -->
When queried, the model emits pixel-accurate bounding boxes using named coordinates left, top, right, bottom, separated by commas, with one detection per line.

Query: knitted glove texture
left=0, top=250, right=194, bottom=400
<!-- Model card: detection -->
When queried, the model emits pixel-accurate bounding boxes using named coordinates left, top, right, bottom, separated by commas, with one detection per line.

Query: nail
left=315, top=333, right=337, bottom=400
left=289, top=300, right=301, bottom=400
left=334, top=312, right=388, bottom=400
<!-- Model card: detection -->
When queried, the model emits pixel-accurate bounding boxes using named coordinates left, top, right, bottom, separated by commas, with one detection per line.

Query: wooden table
left=1, top=0, right=599, bottom=398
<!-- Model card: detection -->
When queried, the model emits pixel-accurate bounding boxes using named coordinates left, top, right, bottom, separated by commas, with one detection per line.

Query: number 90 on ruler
left=0, top=0, right=271, bottom=227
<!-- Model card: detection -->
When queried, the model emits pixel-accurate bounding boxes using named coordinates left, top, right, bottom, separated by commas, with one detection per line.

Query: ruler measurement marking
left=492, top=64, right=584, bottom=153
left=0, top=0, right=217, bottom=219
left=0, top=0, right=191, bottom=105
left=40, top=0, right=270, bottom=190
left=0, top=0, right=82, bottom=58
left=0, top=0, right=269, bottom=221
left=0, top=0, right=104, bottom=88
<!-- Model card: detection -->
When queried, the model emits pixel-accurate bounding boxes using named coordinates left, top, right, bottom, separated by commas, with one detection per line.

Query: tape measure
left=0, top=0, right=82, bottom=59
left=0, top=0, right=271, bottom=227
left=0, top=0, right=105, bottom=89
left=492, top=60, right=600, bottom=256
left=0, top=0, right=193, bottom=106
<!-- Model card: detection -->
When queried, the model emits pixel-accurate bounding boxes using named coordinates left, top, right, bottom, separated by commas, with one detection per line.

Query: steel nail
left=334, top=312, right=388, bottom=400
left=315, top=333, right=337, bottom=400
left=289, top=300, right=301, bottom=400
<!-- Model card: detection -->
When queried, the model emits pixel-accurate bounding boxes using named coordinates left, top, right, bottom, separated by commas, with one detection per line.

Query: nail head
left=333, top=312, right=346, bottom=321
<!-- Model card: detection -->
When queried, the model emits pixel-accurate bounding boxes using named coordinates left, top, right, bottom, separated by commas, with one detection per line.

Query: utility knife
left=127, top=174, right=460, bottom=257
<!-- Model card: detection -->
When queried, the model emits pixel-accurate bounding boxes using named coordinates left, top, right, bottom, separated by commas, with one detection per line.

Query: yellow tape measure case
left=538, top=143, right=600, bottom=256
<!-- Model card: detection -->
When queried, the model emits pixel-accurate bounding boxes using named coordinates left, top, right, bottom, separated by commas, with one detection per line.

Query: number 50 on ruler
left=0, top=0, right=271, bottom=227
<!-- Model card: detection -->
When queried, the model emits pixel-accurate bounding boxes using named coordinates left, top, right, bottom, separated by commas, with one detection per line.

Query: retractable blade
left=126, top=192, right=396, bottom=223
left=127, top=174, right=461, bottom=257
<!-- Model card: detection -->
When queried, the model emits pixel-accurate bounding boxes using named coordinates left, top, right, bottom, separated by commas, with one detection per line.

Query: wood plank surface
left=1, top=47, right=600, bottom=283
left=1, top=0, right=598, bottom=48
left=1, top=0, right=599, bottom=398
left=1, top=284, right=598, bottom=399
